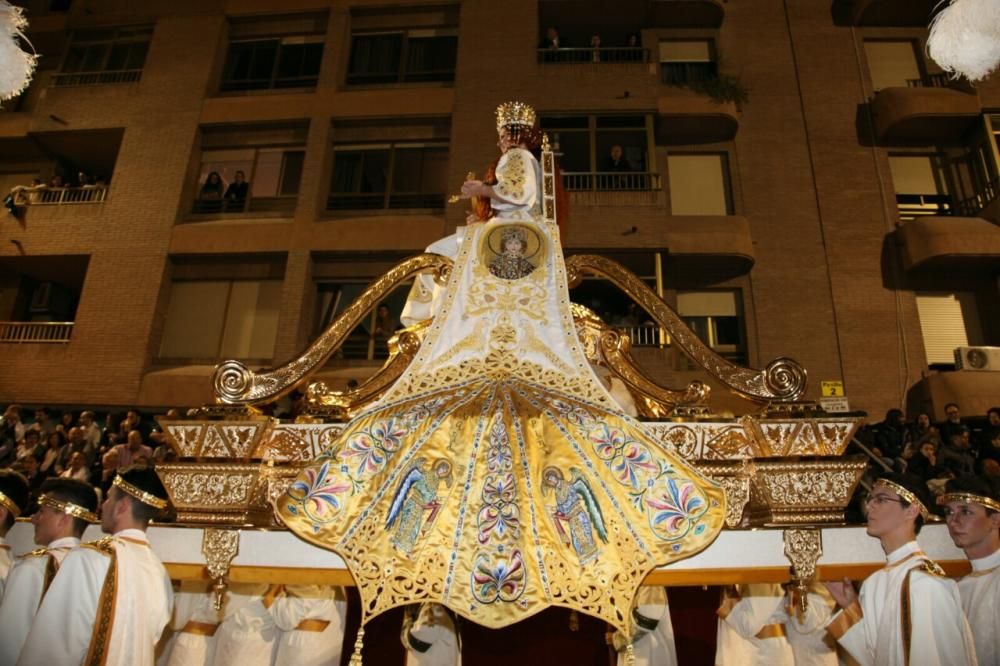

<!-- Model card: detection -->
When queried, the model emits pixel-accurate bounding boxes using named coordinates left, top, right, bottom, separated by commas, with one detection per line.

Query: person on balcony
left=19, top=466, right=174, bottom=666
left=224, top=170, right=249, bottom=210
left=823, top=473, right=976, bottom=665
left=199, top=171, right=224, bottom=200
left=941, top=476, right=1000, bottom=666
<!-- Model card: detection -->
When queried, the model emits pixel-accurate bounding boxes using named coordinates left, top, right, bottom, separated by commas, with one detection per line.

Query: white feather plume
left=0, top=0, right=37, bottom=103
left=927, top=0, right=1000, bottom=82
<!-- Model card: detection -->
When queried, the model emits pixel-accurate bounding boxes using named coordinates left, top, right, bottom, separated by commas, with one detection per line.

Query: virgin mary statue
left=276, top=102, right=726, bottom=640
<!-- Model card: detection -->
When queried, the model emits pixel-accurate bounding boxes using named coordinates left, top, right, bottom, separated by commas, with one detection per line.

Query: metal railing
left=618, top=326, right=668, bottom=347
left=896, top=193, right=952, bottom=221
left=562, top=172, right=661, bottom=192
left=220, top=75, right=319, bottom=92
left=13, top=186, right=108, bottom=206
left=0, top=322, right=74, bottom=343
left=191, top=197, right=296, bottom=216
left=957, top=176, right=1000, bottom=216
left=905, top=73, right=961, bottom=89
left=51, top=70, right=142, bottom=87
left=537, top=47, right=649, bottom=64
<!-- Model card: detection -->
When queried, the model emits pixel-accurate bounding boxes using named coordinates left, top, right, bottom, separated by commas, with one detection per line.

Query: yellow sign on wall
left=821, top=381, right=845, bottom=397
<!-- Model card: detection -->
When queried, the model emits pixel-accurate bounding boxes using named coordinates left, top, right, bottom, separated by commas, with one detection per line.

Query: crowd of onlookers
left=0, top=404, right=176, bottom=514
left=851, top=403, right=1000, bottom=516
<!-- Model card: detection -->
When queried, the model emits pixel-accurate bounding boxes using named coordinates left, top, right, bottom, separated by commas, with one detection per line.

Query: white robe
left=826, top=541, right=976, bottom=666
left=212, top=582, right=281, bottom=666
left=616, top=586, right=677, bottom=666
left=0, top=535, right=79, bottom=665
left=402, top=603, right=461, bottom=666
left=165, top=581, right=221, bottom=666
left=18, top=528, right=173, bottom=666
left=957, top=548, right=1000, bottom=666
left=0, top=536, right=12, bottom=600
left=271, top=585, right=347, bottom=666
left=785, top=584, right=839, bottom=666
left=715, top=583, right=794, bottom=665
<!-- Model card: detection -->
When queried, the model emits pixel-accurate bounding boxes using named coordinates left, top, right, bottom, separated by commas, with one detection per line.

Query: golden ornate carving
left=212, top=253, right=454, bottom=405
left=783, top=528, right=823, bottom=614
left=751, top=458, right=867, bottom=526
left=159, top=418, right=275, bottom=459
left=158, top=462, right=260, bottom=524
left=202, top=528, right=240, bottom=610
left=564, top=254, right=808, bottom=403
left=696, top=462, right=752, bottom=528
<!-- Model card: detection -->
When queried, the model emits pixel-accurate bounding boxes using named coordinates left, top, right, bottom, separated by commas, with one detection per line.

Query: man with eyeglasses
left=823, top=473, right=976, bottom=665
left=941, top=476, right=1000, bottom=666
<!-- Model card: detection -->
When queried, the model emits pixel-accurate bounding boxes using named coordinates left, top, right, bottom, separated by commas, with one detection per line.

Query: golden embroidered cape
left=276, top=147, right=726, bottom=633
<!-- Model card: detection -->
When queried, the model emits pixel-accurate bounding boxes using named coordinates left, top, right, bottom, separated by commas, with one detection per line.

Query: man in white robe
left=164, top=581, right=223, bottom=666
left=0, top=478, right=99, bottom=664
left=824, top=473, right=976, bottom=666
left=610, top=586, right=677, bottom=666
left=18, top=467, right=174, bottom=666
left=941, top=476, right=1000, bottom=666
left=212, top=582, right=283, bottom=666
left=0, top=470, right=30, bottom=598
left=784, top=583, right=839, bottom=666
left=715, top=583, right=794, bottom=665
left=271, top=584, right=348, bottom=666
left=401, top=603, right=461, bottom=666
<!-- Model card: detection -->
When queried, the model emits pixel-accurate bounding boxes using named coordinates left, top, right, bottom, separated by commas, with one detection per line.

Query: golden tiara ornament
left=113, top=475, right=168, bottom=510
left=496, top=101, right=537, bottom=132
left=874, top=478, right=930, bottom=519
left=0, top=490, right=21, bottom=518
left=38, top=493, right=99, bottom=523
left=940, top=492, right=1000, bottom=514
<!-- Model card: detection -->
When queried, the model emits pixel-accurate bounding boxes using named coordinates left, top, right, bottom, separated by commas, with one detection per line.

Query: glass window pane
left=554, top=131, right=591, bottom=172
left=888, top=155, right=943, bottom=194
left=347, top=33, right=403, bottom=83
left=220, top=280, right=280, bottom=359
left=159, top=281, right=229, bottom=358
left=251, top=150, right=283, bottom=198
left=125, top=41, right=149, bottom=70
left=280, top=150, right=305, bottom=195
left=668, top=154, right=731, bottom=215
left=81, top=44, right=109, bottom=71
left=714, top=316, right=742, bottom=346
left=404, top=35, right=457, bottom=81
left=864, top=40, right=920, bottom=90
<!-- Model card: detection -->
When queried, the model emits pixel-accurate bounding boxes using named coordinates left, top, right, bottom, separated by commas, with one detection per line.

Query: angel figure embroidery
left=543, top=466, right=608, bottom=565
left=488, top=226, right=536, bottom=280
left=386, top=458, right=454, bottom=555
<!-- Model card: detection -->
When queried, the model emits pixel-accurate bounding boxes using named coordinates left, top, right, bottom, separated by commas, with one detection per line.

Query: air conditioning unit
left=954, top=346, right=1000, bottom=371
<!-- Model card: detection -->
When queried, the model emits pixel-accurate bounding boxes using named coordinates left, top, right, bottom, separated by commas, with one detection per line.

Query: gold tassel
left=625, top=643, right=636, bottom=666
left=349, top=626, right=365, bottom=666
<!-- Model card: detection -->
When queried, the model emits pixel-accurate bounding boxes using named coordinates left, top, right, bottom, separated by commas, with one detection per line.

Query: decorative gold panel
left=158, top=462, right=262, bottom=525
left=751, top=458, right=867, bottom=526
left=159, top=417, right=275, bottom=459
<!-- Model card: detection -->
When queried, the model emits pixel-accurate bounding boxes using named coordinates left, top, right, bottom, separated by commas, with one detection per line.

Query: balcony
left=0, top=321, right=73, bottom=343
left=897, top=215, right=1000, bottom=273
left=870, top=76, right=981, bottom=143
left=563, top=171, right=662, bottom=205
left=13, top=185, right=109, bottom=206
left=51, top=69, right=142, bottom=87
left=832, top=0, right=937, bottom=26
left=537, top=47, right=649, bottom=64
left=189, top=196, right=296, bottom=218
left=656, top=88, right=740, bottom=144
left=647, top=0, right=725, bottom=28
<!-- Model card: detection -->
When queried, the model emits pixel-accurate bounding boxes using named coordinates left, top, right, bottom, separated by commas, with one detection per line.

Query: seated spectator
left=981, top=453, right=1000, bottom=496
left=0, top=404, right=25, bottom=466
left=56, top=426, right=96, bottom=474
left=114, top=429, right=154, bottom=468
left=58, top=410, right=75, bottom=433
left=15, top=453, right=44, bottom=500
left=199, top=171, right=224, bottom=200
left=224, top=170, right=249, bottom=206
left=15, top=430, right=44, bottom=462
left=59, top=451, right=91, bottom=482
left=78, top=410, right=101, bottom=448
left=539, top=26, right=565, bottom=49
left=39, top=430, right=66, bottom=477
left=874, top=409, right=907, bottom=463
left=905, top=440, right=949, bottom=489
left=938, top=426, right=976, bottom=479
left=604, top=144, right=632, bottom=172
left=939, top=402, right=965, bottom=443
left=29, top=407, right=56, bottom=438
left=981, top=406, right=1000, bottom=452
left=101, top=447, right=120, bottom=490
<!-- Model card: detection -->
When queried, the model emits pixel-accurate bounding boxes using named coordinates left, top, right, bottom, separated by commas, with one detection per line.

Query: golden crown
left=496, top=101, right=537, bottom=133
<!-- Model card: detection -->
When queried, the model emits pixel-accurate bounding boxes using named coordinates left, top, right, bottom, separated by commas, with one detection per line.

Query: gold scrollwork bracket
left=783, top=528, right=822, bottom=615
left=202, top=528, right=240, bottom=611
left=212, top=254, right=454, bottom=406
left=564, top=254, right=808, bottom=404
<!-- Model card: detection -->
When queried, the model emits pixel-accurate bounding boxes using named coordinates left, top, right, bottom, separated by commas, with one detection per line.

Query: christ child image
left=489, top=226, right=536, bottom=280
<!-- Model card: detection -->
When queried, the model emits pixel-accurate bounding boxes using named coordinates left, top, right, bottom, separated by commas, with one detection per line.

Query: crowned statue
left=275, top=101, right=727, bottom=653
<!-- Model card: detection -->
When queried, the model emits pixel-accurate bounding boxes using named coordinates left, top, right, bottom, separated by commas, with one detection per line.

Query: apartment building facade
left=1, top=0, right=998, bottom=419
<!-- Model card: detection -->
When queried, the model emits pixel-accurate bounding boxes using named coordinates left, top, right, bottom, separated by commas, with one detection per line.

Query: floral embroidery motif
left=285, top=460, right=352, bottom=524
left=645, top=474, right=708, bottom=541
left=472, top=549, right=526, bottom=604
left=476, top=415, right=520, bottom=544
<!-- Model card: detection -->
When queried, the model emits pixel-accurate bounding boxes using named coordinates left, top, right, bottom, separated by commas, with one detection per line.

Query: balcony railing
left=896, top=193, right=952, bottom=221
left=563, top=172, right=661, bottom=192
left=326, top=192, right=445, bottom=211
left=220, top=75, right=319, bottom=92
left=191, top=197, right=296, bottom=216
left=957, top=176, right=1000, bottom=217
left=618, top=326, right=668, bottom=347
left=660, top=61, right=719, bottom=86
left=904, top=73, right=962, bottom=90
left=0, top=322, right=73, bottom=343
left=51, top=70, right=142, bottom=87
left=12, top=186, right=108, bottom=206
left=537, top=47, right=649, bottom=64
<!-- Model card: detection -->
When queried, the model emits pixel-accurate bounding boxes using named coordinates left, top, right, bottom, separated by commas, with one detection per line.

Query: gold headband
left=874, top=479, right=930, bottom=519
left=0, top=490, right=21, bottom=518
left=38, top=493, right=99, bottom=523
left=113, top=475, right=168, bottom=510
left=940, top=492, right=1000, bottom=514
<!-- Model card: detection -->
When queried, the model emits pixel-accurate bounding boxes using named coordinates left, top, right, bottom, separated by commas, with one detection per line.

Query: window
left=159, top=280, right=281, bottom=360
left=677, top=290, right=746, bottom=363
left=193, top=123, right=308, bottom=216
left=540, top=115, right=653, bottom=190
left=888, top=154, right=951, bottom=219
left=864, top=40, right=921, bottom=90
left=55, top=26, right=152, bottom=86
left=221, top=37, right=324, bottom=91
left=314, top=280, right=411, bottom=360
left=915, top=292, right=983, bottom=365
left=667, top=153, right=733, bottom=215
left=347, top=29, right=457, bottom=85
left=328, top=143, right=448, bottom=210
left=659, top=40, right=717, bottom=86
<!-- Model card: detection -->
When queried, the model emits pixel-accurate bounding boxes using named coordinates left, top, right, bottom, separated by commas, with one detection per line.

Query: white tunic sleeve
left=720, top=584, right=786, bottom=638
left=491, top=149, right=538, bottom=212
left=17, top=547, right=108, bottom=666
left=907, top=571, right=977, bottom=666
left=0, top=556, right=47, bottom=664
